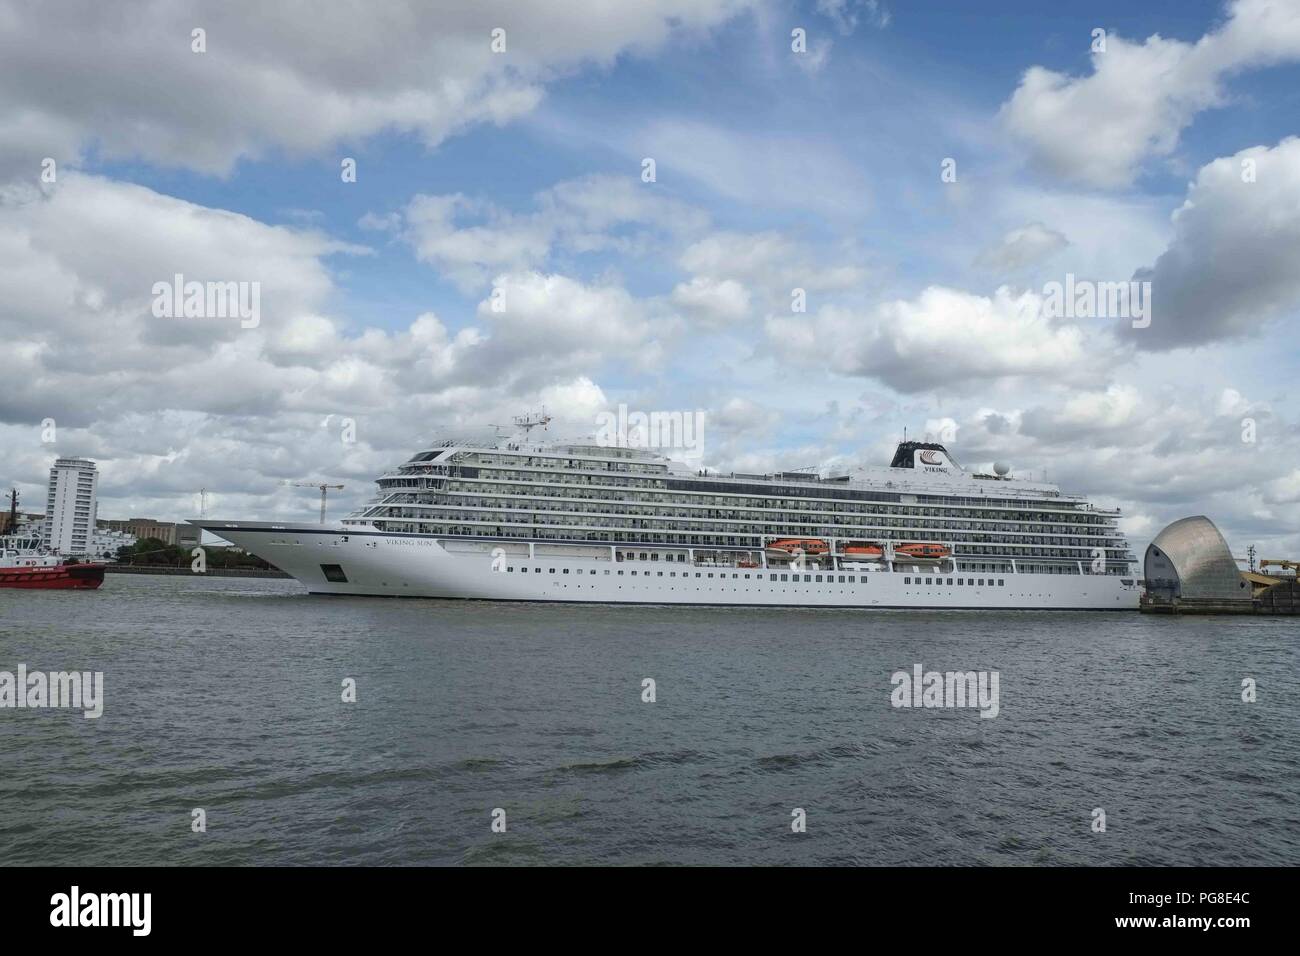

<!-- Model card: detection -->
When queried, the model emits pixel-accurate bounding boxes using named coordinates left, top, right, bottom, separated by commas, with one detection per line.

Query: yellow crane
left=1259, top=559, right=1300, bottom=578
left=287, top=482, right=344, bottom=524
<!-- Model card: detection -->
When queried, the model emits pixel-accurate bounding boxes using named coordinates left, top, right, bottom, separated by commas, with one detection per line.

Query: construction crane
left=1259, top=559, right=1300, bottom=578
left=488, top=411, right=552, bottom=439
left=287, top=482, right=344, bottom=524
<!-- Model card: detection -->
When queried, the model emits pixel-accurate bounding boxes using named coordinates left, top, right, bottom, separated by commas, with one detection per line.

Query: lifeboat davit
left=895, top=542, right=951, bottom=560
left=767, top=538, right=828, bottom=555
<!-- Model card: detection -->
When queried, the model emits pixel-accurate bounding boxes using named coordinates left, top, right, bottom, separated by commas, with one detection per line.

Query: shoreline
left=103, top=564, right=290, bottom=579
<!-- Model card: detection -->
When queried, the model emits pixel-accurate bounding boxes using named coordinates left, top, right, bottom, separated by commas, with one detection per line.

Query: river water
left=1, top=574, right=1296, bottom=865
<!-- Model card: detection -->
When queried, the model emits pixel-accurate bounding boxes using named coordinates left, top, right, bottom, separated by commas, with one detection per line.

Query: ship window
left=657, top=572, right=663, bottom=577
left=958, top=579, right=964, bottom=585
left=507, top=567, right=514, bottom=572
left=925, top=578, right=932, bottom=584
left=803, top=575, right=812, bottom=582
left=563, top=568, right=569, bottom=574
left=998, top=579, right=1005, bottom=586
left=947, top=578, right=953, bottom=585
left=631, top=570, right=637, bottom=576
left=978, top=579, right=984, bottom=586
left=651, top=554, right=659, bottom=561
left=837, top=575, right=844, bottom=583
left=534, top=568, right=540, bottom=573
left=769, top=574, right=777, bottom=581
left=695, top=573, right=701, bottom=578
left=320, top=564, right=348, bottom=583
left=639, top=552, right=647, bottom=560
left=904, top=577, right=910, bottom=584
left=671, top=572, right=676, bottom=577
left=618, top=570, right=624, bottom=575
left=550, top=568, right=556, bottom=574
left=604, top=570, right=610, bottom=575
left=707, top=573, right=713, bottom=578
left=780, top=574, right=788, bottom=581
left=744, top=574, right=750, bottom=579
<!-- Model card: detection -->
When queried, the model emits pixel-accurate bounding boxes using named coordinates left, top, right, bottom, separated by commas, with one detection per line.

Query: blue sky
left=83, top=0, right=1300, bottom=340
left=2, top=0, right=1300, bottom=558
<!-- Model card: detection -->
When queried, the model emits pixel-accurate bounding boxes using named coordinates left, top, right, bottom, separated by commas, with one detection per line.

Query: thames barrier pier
left=1141, top=515, right=1300, bottom=614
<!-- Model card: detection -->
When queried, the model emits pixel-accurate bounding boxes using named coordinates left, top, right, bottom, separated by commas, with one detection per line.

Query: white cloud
left=375, top=174, right=709, bottom=291
left=1264, top=469, right=1300, bottom=505
left=712, top=396, right=781, bottom=434
left=816, top=0, right=890, bottom=34
left=992, top=186, right=1171, bottom=287
left=671, top=276, right=751, bottom=325
left=469, top=271, right=674, bottom=385
left=944, top=385, right=1300, bottom=556
left=1019, top=384, right=1141, bottom=438
left=1000, top=0, right=1300, bottom=188
left=974, top=222, right=1069, bottom=272
left=1126, top=137, right=1300, bottom=349
left=0, top=176, right=680, bottom=524
left=392, top=193, right=555, bottom=291
left=767, top=285, right=1102, bottom=393
left=0, top=0, right=754, bottom=180
left=679, top=230, right=868, bottom=313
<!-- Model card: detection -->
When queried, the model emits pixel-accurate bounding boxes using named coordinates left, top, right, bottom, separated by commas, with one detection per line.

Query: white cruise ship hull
left=195, top=522, right=1141, bottom=610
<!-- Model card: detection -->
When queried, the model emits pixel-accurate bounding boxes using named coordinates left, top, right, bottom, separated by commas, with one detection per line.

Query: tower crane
left=488, top=411, right=552, bottom=440
left=287, top=482, right=345, bottom=524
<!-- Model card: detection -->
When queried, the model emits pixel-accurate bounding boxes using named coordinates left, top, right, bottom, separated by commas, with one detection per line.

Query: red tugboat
left=0, top=535, right=105, bottom=589
left=0, top=490, right=104, bottom=589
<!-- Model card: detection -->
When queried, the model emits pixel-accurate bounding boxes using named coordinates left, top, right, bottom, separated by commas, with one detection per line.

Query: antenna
left=198, top=487, right=208, bottom=519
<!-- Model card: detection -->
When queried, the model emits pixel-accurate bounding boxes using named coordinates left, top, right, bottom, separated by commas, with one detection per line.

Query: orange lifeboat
left=896, top=542, right=951, bottom=560
left=842, top=543, right=884, bottom=558
left=767, top=538, right=828, bottom=555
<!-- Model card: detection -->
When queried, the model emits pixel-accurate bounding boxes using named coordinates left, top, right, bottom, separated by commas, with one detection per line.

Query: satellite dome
left=993, top=462, right=1010, bottom=476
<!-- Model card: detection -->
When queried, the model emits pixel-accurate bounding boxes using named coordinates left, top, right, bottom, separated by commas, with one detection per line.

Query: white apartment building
left=90, top=526, right=136, bottom=561
left=43, top=458, right=98, bottom=555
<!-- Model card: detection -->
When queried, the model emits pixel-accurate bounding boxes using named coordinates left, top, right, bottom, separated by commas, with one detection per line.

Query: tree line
left=114, top=537, right=276, bottom=570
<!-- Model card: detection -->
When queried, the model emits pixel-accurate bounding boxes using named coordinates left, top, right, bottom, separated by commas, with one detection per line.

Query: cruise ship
left=194, top=420, right=1140, bottom=610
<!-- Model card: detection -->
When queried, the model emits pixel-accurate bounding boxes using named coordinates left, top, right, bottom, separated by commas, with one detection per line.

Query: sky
left=2, top=0, right=1300, bottom=560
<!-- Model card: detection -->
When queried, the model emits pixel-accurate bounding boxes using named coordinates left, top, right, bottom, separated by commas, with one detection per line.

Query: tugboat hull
left=0, top=563, right=105, bottom=589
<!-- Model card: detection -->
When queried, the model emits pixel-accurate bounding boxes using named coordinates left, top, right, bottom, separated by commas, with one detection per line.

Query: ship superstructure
left=195, top=431, right=1140, bottom=609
